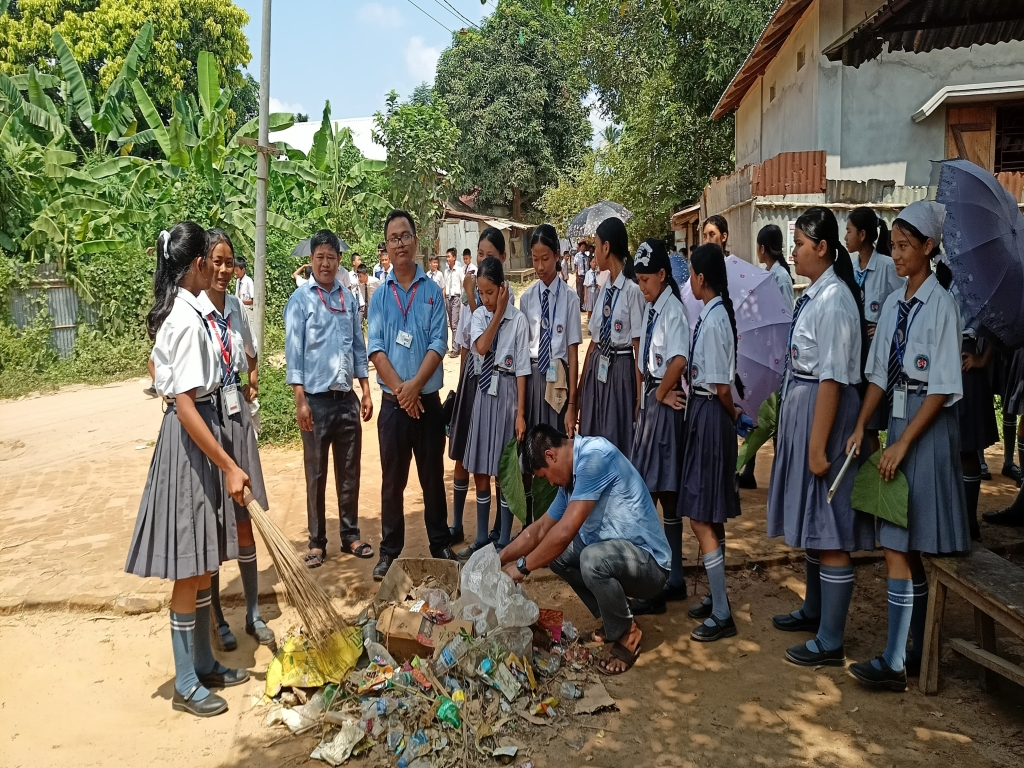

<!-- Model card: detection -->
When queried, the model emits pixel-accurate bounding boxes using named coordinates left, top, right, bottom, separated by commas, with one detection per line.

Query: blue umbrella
left=938, top=159, right=1024, bottom=348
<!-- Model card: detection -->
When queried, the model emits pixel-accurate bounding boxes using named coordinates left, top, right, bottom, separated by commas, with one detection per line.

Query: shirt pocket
left=903, top=339, right=933, bottom=382
left=414, top=301, right=435, bottom=333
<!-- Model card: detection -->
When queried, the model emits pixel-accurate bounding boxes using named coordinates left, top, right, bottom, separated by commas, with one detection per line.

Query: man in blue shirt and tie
left=368, top=210, right=459, bottom=579
left=285, top=230, right=374, bottom=569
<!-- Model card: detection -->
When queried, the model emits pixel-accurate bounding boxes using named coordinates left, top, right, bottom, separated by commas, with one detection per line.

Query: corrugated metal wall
left=9, top=282, right=81, bottom=358
left=996, top=171, right=1024, bottom=201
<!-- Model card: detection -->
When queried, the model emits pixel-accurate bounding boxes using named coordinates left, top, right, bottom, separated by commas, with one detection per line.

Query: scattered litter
left=575, top=683, right=616, bottom=715
left=309, top=720, right=364, bottom=766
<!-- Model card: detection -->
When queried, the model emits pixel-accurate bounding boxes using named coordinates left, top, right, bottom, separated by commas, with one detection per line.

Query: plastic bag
left=496, top=592, right=539, bottom=628
left=459, top=544, right=501, bottom=605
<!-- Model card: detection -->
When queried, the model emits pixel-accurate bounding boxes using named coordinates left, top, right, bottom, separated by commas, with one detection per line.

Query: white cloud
left=404, top=36, right=441, bottom=84
left=269, top=97, right=306, bottom=115
left=359, top=3, right=403, bottom=27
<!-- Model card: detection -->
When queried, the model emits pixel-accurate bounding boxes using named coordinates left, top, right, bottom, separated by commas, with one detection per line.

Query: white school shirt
left=456, top=283, right=515, bottom=350
left=197, top=292, right=257, bottom=378
left=443, top=264, right=464, bottom=298
left=640, top=289, right=689, bottom=379
left=769, top=260, right=795, bottom=309
left=355, top=276, right=380, bottom=309
left=574, top=251, right=589, bottom=276
left=587, top=272, right=644, bottom=345
left=470, top=303, right=532, bottom=377
left=427, top=268, right=446, bottom=293
left=152, top=289, right=221, bottom=398
left=855, top=250, right=904, bottom=323
left=234, top=274, right=254, bottom=303
left=689, top=297, right=735, bottom=390
left=865, top=273, right=963, bottom=406
left=519, top=276, right=583, bottom=362
left=584, top=269, right=597, bottom=288
left=790, top=266, right=862, bottom=385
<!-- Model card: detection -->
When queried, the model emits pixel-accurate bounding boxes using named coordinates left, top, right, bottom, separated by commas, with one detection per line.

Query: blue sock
left=809, top=564, right=854, bottom=653
left=452, top=479, right=469, bottom=530
left=794, top=551, right=822, bottom=620
left=474, top=490, right=491, bottom=545
left=238, top=545, right=262, bottom=627
left=876, top=578, right=914, bottom=672
left=664, top=517, right=685, bottom=589
left=497, top=492, right=513, bottom=547
left=702, top=547, right=731, bottom=624
left=702, top=533, right=726, bottom=607
left=170, top=610, right=208, bottom=699
left=193, top=588, right=224, bottom=677
left=909, top=561, right=928, bottom=660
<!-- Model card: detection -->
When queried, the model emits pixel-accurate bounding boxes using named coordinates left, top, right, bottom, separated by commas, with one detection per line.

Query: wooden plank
left=949, top=637, right=1024, bottom=688
left=975, top=608, right=1000, bottom=692
left=926, top=548, right=1024, bottom=636
left=921, top=570, right=946, bottom=695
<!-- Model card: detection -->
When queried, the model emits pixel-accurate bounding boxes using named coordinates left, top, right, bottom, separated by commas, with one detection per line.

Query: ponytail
left=146, top=222, right=209, bottom=339
left=935, top=260, right=953, bottom=291
left=848, top=207, right=891, bottom=257
left=719, top=284, right=745, bottom=400
left=690, top=244, right=744, bottom=400
left=756, top=224, right=792, bottom=280
left=595, top=216, right=635, bottom=282
left=665, top=273, right=681, bottom=301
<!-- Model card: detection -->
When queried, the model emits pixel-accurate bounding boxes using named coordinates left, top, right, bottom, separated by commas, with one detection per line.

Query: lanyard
left=315, top=286, right=345, bottom=314
left=892, top=301, right=924, bottom=372
left=643, top=308, right=658, bottom=374
left=205, top=314, right=232, bottom=367
left=689, top=298, right=723, bottom=368
left=601, top=282, right=623, bottom=328
left=854, top=268, right=868, bottom=289
left=389, top=281, right=420, bottom=327
left=540, top=279, right=562, bottom=341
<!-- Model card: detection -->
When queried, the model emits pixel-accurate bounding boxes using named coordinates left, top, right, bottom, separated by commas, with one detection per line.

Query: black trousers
left=301, top=390, right=361, bottom=551
left=378, top=391, right=450, bottom=557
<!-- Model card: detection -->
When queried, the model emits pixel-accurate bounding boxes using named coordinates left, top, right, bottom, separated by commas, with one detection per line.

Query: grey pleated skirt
left=677, top=394, right=740, bottom=523
left=526, top=359, right=567, bottom=432
left=1004, top=348, right=1024, bottom=415
left=879, top=392, right=971, bottom=554
left=768, top=377, right=875, bottom=552
left=582, top=288, right=596, bottom=312
left=221, top=400, right=268, bottom=525
left=447, top=362, right=478, bottom=463
left=125, top=400, right=231, bottom=580
left=464, top=372, right=518, bottom=477
left=631, top=383, right=685, bottom=494
left=579, top=349, right=637, bottom=459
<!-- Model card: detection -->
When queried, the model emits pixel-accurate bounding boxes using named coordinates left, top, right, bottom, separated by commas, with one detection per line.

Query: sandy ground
left=2, top=334, right=1024, bottom=767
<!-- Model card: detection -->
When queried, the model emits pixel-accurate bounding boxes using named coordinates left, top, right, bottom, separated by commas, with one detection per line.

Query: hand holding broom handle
left=827, top=443, right=857, bottom=504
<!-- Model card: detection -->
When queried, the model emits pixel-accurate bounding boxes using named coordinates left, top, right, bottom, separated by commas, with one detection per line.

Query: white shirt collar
left=903, top=272, right=938, bottom=305
left=652, top=287, right=675, bottom=314
left=804, top=265, right=837, bottom=300
left=856, top=251, right=880, bottom=273
left=307, top=277, right=342, bottom=293
left=611, top=270, right=627, bottom=290
left=177, top=288, right=207, bottom=314
left=698, top=295, right=723, bottom=321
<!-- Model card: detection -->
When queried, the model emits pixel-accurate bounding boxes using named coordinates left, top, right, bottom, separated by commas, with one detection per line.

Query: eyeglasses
left=386, top=233, right=416, bottom=248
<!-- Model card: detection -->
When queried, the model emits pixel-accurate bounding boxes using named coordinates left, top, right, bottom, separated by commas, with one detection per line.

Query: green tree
left=435, top=0, right=589, bottom=219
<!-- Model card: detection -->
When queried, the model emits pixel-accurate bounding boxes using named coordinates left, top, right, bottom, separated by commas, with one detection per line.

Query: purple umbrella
left=938, top=158, right=1024, bottom=348
left=680, top=256, right=791, bottom=415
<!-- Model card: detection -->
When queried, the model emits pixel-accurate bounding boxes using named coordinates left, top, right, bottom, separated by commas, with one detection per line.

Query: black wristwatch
left=516, top=556, right=531, bottom=577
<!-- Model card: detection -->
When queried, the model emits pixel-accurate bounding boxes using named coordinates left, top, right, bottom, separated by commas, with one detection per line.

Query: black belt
left=306, top=389, right=354, bottom=400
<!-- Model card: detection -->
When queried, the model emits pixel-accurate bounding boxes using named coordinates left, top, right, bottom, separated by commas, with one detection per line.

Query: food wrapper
left=265, top=627, right=364, bottom=698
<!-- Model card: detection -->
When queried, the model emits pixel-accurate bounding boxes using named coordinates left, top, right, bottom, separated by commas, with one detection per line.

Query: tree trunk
left=511, top=186, right=522, bottom=222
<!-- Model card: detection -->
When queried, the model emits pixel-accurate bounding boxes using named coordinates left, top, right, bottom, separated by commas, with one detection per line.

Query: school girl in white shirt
left=578, top=216, right=643, bottom=457
left=766, top=207, right=872, bottom=668
left=846, top=201, right=970, bottom=691
left=459, top=257, right=530, bottom=554
left=125, top=223, right=250, bottom=718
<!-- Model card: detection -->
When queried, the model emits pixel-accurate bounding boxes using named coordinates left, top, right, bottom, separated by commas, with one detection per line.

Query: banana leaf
left=736, top=391, right=779, bottom=471
left=51, top=31, right=93, bottom=124
left=851, top=449, right=909, bottom=528
left=531, top=475, right=559, bottom=518
left=498, top=437, right=527, bottom=524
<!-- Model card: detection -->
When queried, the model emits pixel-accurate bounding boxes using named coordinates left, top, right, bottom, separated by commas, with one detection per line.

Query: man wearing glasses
left=367, top=210, right=459, bottom=580
left=285, top=229, right=375, bottom=569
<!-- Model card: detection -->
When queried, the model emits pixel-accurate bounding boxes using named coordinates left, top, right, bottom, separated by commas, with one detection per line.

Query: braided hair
left=147, top=222, right=209, bottom=339
left=690, top=244, right=744, bottom=399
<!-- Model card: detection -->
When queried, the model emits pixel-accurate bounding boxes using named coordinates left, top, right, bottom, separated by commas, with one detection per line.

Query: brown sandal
left=597, top=640, right=640, bottom=676
left=342, top=540, right=374, bottom=559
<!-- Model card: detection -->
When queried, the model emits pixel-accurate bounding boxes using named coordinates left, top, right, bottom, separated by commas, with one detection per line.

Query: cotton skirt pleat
left=767, top=378, right=875, bottom=552
left=878, top=392, right=971, bottom=554
left=464, top=374, right=518, bottom=477
left=631, top=383, right=685, bottom=494
left=958, top=366, right=998, bottom=451
left=1004, top=348, right=1024, bottom=416
left=526, top=360, right=567, bottom=432
left=221, top=400, right=268, bottom=526
left=582, top=288, right=596, bottom=312
left=125, top=401, right=229, bottom=580
left=447, top=362, right=478, bottom=463
left=579, top=351, right=637, bottom=459
left=677, top=395, right=740, bottom=524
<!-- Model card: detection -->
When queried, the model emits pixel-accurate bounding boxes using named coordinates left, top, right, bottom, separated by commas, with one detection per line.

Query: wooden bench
left=921, top=546, right=1024, bottom=694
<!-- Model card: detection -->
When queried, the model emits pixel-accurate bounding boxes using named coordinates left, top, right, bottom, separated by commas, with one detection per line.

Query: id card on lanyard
left=390, top=282, right=419, bottom=348
left=891, top=303, right=923, bottom=420
left=598, top=285, right=623, bottom=384
left=206, top=314, right=242, bottom=416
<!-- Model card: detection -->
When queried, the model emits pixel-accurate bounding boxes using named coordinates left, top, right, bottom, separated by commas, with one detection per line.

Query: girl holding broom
left=125, top=223, right=250, bottom=718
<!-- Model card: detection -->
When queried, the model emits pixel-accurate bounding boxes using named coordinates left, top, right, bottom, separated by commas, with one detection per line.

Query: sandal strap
left=182, top=682, right=205, bottom=702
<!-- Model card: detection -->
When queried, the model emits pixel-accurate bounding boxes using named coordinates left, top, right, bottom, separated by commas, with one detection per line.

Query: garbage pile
left=259, top=546, right=617, bottom=767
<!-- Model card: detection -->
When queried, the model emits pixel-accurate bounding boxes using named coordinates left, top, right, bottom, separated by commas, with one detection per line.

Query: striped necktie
left=599, top=286, right=618, bottom=359
left=212, top=314, right=236, bottom=386
left=686, top=314, right=703, bottom=386
left=538, top=287, right=552, bottom=377
left=642, top=307, right=657, bottom=375
left=478, top=319, right=504, bottom=393
left=887, top=298, right=919, bottom=407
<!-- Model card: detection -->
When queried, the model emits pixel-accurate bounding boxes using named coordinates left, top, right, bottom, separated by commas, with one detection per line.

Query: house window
left=995, top=105, right=1024, bottom=173
left=797, top=47, right=806, bottom=71
left=769, top=83, right=777, bottom=103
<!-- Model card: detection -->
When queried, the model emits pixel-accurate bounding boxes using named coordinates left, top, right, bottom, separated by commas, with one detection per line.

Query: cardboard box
left=377, top=605, right=473, bottom=663
left=372, top=557, right=461, bottom=614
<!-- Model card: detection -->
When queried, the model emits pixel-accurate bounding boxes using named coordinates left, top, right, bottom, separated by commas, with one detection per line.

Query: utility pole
left=253, top=0, right=272, bottom=358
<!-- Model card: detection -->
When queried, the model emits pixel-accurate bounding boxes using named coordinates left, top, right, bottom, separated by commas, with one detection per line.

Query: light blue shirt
left=546, top=436, right=671, bottom=570
left=284, top=278, right=368, bottom=394
left=367, top=265, right=448, bottom=394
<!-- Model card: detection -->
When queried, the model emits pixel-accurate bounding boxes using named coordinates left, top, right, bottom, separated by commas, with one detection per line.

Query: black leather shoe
left=772, top=612, right=820, bottom=633
left=849, top=656, right=908, bottom=692
left=434, top=546, right=459, bottom=561
left=785, top=641, right=845, bottom=667
left=629, top=596, right=666, bottom=616
left=1002, top=464, right=1022, bottom=483
left=246, top=619, right=277, bottom=651
left=905, top=652, right=922, bottom=678
left=456, top=540, right=490, bottom=562
left=663, top=582, right=688, bottom=602
left=373, top=554, right=394, bottom=582
left=687, top=600, right=712, bottom=620
left=737, top=473, right=757, bottom=490
left=172, top=684, right=228, bottom=717
left=982, top=506, right=1024, bottom=526
left=449, top=526, right=465, bottom=544
left=198, top=666, right=250, bottom=689
left=690, top=614, right=737, bottom=642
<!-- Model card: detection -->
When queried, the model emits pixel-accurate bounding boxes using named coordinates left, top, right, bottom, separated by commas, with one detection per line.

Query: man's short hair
left=356, top=264, right=368, bottom=275
left=310, top=229, right=341, bottom=256
left=429, top=253, right=440, bottom=262
left=384, top=209, right=416, bottom=237
left=446, top=247, right=457, bottom=257
left=234, top=256, right=247, bottom=271
left=462, top=248, right=472, bottom=257
left=523, top=424, right=569, bottom=473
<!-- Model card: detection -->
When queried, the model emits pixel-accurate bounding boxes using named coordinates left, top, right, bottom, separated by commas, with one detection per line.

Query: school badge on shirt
left=870, top=301, right=880, bottom=313
left=614, top=320, right=623, bottom=332
left=556, top=324, right=563, bottom=334
left=791, top=346, right=799, bottom=360
left=655, top=354, right=663, bottom=367
left=504, top=355, right=513, bottom=369
left=915, top=354, right=929, bottom=371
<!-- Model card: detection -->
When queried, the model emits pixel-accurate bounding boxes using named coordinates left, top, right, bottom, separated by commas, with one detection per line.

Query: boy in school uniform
left=285, top=230, right=374, bottom=568
left=427, top=254, right=446, bottom=293
left=443, top=248, right=464, bottom=357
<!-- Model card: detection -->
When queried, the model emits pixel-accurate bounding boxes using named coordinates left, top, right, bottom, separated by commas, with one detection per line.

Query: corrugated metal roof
left=823, top=0, right=1024, bottom=68
left=997, top=171, right=1024, bottom=201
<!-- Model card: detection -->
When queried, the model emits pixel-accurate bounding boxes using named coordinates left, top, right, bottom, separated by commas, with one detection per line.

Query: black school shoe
left=849, top=656, right=908, bottom=692
left=629, top=596, right=666, bottom=616
left=246, top=619, right=277, bottom=651
left=785, top=641, right=846, bottom=667
left=737, top=473, right=757, bottom=490
left=688, top=600, right=712, bottom=620
left=982, top=506, right=1024, bottom=526
left=198, top=666, right=250, bottom=689
left=772, top=611, right=820, bottom=633
left=449, top=526, right=465, bottom=544
left=373, top=554, right=395, bottom=581
left=172, top=684, right=228, bottom=717
left=434, top=546, right=459, bottom=561
left=690, top=614, right=737, bottom=642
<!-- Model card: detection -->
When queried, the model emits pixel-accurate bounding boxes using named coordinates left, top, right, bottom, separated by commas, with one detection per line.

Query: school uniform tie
left=212, top=314, right=235, bottom=386
left=642, top=307, right=657, bottom=376
left=478, top=319, right=504, bottom=394
left=886, top=298, right=920, bottom=407
left=599, top=286, right=618, bottom=359
left=686, top=314, right=703, bottom=386
left=538, top=288, right=552, bottom=377
left=779, top=294, right=810, bottom=406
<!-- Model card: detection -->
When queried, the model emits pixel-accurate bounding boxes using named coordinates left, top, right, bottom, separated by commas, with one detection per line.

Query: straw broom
left=243, top=490, right=349, bottom=648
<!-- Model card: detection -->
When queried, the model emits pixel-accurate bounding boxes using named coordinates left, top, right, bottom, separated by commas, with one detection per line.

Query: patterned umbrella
left=938, top=158, right=1024, bottom=348
left=566, top=201, right=632, bottom=239
left=680, top=256, right=792, bottom=415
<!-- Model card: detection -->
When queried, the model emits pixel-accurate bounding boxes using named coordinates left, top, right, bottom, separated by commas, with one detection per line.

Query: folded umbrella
left=566, top=201, right=632, bottom=239
left=937, top=158, right=1024, bottom=348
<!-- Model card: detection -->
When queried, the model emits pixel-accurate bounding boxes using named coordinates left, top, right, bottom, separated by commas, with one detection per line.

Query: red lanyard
left=205, top=314, right=232, bottom=367
left=390, top=282, right=419, bottom=326
left=316, top=286, right=345, bottom=314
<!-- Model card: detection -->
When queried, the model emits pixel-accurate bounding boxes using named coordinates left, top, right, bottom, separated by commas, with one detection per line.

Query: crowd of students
left=127, top=198, right=1021, bottom=716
